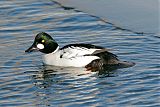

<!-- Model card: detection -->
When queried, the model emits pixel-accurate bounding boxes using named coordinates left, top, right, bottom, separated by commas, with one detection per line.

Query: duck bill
left=25, top=44, right=38, bottom=53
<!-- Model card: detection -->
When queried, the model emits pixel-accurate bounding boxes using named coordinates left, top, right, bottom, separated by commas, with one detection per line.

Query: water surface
left=54, top=0, right=159, bottom=33
left=0, top=0, right=159, bottom=106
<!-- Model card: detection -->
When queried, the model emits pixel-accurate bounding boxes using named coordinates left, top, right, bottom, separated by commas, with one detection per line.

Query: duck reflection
left=31, top=64, right=134, bottom=106
left=32, top=63, right=133, bottom=87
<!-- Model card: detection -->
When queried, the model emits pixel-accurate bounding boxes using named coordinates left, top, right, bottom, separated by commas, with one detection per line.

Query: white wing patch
left=60, top=46, right=101, bottom=59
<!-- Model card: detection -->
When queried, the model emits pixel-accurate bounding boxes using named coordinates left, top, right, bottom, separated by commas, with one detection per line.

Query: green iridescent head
left=25, top=32, right=59, bottom=54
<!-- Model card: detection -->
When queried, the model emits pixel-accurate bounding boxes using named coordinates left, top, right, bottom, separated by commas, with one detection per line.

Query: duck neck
left=52, top=46, right=59, bottom=53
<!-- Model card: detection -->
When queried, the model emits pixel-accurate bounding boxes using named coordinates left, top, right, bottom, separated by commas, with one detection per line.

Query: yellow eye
left=41, top=40, right=45, bottom=43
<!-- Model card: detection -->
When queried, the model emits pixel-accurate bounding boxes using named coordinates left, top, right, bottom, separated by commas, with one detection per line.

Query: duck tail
left=117, top=61, right=135, bottom=68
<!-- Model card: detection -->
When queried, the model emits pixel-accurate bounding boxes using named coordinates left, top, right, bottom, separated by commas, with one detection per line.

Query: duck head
left=25, top=32, right=59, bottom=54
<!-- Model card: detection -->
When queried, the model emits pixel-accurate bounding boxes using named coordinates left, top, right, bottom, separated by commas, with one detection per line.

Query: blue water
left=0, top=0, right=159, bottom=106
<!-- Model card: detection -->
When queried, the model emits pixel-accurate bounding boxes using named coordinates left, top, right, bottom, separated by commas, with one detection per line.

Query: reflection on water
left=31, top=65, right=122, bottom=106
left=0, top=0, right=159, bottom=106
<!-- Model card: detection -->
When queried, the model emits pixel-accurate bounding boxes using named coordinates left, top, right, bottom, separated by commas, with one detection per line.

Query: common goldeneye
left=25, top=32, right=135, bottom=70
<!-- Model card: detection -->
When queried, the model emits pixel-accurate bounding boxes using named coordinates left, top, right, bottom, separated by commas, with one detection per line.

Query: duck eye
left=41, top=39, right=45, bottom=43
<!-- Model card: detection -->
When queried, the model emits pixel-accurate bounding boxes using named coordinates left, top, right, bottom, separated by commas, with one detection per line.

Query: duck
left=25, top=32, right=135, bottom=70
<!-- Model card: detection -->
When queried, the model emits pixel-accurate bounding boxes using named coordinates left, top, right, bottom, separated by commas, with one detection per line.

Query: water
left=0, top=0, right=159, bottom=106
left=54, top=0, right=159, bottom=33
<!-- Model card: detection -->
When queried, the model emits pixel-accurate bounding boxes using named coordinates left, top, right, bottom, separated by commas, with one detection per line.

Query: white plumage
left=43, top=46, right=101, bottom=67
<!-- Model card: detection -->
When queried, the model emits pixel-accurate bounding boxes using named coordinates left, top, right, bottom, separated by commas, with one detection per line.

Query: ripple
left=0, top=0, right=159, bottom=106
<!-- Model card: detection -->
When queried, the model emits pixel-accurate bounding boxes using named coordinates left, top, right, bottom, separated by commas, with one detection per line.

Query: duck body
left=43, top=44, right=106, bottom=67
left=25, top=32, right=135, bottom=69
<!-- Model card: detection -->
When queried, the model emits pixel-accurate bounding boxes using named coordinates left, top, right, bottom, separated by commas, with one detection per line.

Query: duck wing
left=60, top=44, right=111, bottom=59
left=91, top=49, right=119, bottom=64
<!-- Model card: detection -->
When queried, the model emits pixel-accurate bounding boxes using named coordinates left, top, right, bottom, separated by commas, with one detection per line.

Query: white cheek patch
left=37, top=43, right=44, bottom=49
